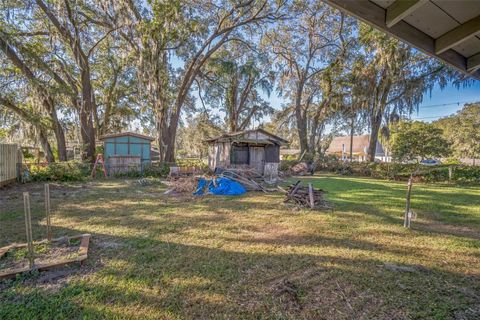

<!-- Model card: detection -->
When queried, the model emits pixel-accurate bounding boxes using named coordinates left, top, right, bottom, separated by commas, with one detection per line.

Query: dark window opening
left=264, top=145, right=280, bottom=163
left=231, top=144, right=249, bottom=165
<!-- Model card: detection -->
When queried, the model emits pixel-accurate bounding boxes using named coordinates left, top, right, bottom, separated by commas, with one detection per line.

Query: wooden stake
left=289, top=181, right=301, bottom=196
left=448, top=166, right=453, bottom=182
left=308, top=183, right=315, bottom=209
left=23, top=192, right=34, bottom=268
left=404, top=177, right=413, bottom=228
left=45, top=183, right=52, bottom=241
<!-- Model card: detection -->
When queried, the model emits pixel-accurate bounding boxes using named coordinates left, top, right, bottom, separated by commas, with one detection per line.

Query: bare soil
left=0, top=239, right=80, bottom=274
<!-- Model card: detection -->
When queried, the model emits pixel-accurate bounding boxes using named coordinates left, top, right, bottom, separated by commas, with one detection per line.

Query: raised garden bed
left=0, top=234, right=90, bottom=280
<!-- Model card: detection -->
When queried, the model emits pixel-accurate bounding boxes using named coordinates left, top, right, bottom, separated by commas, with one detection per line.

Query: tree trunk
left=80, top=67, right=97, bottom=163
left=35, top=0, right=96, bottom=162
left=102, top=102, right=112, bottom=136
left=156, top=105, right=168, bottom=162
left=228, top=75, right=239, bottom=132
left=38, top=128, right=55, bottom=163
left=309, top=116, right=319, bottom=155
left=349, top=116, right=355, bottom=161
left=294, top=81, right=308, bottom=154
left=315, top=122, right=325, bottom=155
left=164, top=103, right=182, bottom=163
left=368, top=111, right=383, bottom=162
left=309, top=100, right=327, bottom=154
left=153, top=51, right=170, bottom=162
left=43, top=97, right=67, bottom=161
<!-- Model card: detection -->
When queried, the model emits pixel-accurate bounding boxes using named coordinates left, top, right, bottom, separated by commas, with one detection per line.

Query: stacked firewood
left=284, top=181, right=333, bottom=210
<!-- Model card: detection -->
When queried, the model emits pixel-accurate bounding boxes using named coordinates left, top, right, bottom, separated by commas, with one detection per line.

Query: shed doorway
left=250, top=146, right=265, bottom=174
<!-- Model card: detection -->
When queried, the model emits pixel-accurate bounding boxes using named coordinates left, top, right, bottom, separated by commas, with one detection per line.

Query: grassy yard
left=0, top=175, right=479, bottom=319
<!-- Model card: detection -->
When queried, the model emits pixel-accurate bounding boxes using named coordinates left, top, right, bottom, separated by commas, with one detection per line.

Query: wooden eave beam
left=436, top=15, right=480, bottom=54
left=467, top=52, right=480, bottom=72
left=321, top=0, right=480, bottom=80
left=386, top=0, right=427, bottom=28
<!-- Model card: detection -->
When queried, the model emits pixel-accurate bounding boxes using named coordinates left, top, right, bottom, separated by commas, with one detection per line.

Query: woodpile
left=219, top=168, right=269, bottom=192
left=284, top=181, right=333, bottom=210
left=163, top=177, right=196, bottom=194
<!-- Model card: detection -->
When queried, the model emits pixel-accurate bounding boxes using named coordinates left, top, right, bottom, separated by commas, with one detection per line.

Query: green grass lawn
left=1, top=175, right=479, bottom=319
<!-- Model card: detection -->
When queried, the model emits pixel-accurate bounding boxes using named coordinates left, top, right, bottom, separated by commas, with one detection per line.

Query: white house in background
left=326, top=134, right=390, bottom=162
left=279, top=149, right=301, bottom=160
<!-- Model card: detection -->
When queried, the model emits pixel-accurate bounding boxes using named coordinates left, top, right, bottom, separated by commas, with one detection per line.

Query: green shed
left=99, top=132, right=154, bottom=175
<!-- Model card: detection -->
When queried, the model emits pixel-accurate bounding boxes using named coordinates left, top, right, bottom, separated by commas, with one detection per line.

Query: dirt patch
left=0, top=239, right=80, bottom=274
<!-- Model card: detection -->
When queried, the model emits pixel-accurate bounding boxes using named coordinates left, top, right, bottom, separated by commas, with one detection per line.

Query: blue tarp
left=194, top=177, right=246, bottom=196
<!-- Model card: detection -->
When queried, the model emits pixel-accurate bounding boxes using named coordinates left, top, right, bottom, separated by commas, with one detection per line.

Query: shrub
left=279, top=160, right=299, bottom=172
left=282, top=154, right=299, bottom=161
left=174, top=158, right=208, bottom=169
left=28, top=161, right=91, bottom=182
left=313, top=159, right=480, bottom=184
left=452, top=166, right=480, bottom=183
left=143, top=162, right=170, bottom=177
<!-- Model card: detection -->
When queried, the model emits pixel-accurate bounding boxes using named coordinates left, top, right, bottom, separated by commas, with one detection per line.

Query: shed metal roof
left=99, top=132, right=155, bottom=141
left=323, top=0, right=480, bottom=79
left=205, top=129, right=289, bottom=145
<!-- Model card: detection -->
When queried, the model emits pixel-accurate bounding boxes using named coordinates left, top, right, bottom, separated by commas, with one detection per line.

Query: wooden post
left=23, top=192, right=35, bottom=268
left=448, top=166, right=453, bottom=182
left=45, top=183, right=52, bottom=241
left=404, top=177, right=413, bottom=228
left=289, top=181, right=301, bottom=196
left=308, top=183, right=315, bottom=209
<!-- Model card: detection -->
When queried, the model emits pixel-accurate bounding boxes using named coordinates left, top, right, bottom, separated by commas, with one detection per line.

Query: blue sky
left=412, top=81, right=480, bottom=122
left=260, top=79, right=480, bottom=124
left=172, top=49, right=480, bottom=128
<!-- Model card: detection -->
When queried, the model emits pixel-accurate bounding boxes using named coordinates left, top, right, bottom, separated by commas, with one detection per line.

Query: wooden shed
left=205, top=129, right=288, bottom=177
left=99, top=132, right=154, bottom=175
left=0, top=144, right=22, bottom=187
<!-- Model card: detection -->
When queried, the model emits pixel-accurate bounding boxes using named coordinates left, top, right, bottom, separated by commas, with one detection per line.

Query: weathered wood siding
left=0, top=144, right=20, bottom=186
left=108, top=155, right=141, bottom=175
left=249, top=146, right=265, bottom=174
left=208, top=142, right=230, bottom=170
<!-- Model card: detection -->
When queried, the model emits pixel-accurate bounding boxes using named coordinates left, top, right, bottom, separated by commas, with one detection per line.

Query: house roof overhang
left=322, top=0, right=480, bottom=80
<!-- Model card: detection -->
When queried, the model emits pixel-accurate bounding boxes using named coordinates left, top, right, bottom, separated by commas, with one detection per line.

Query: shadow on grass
left=1, top=178, right=479, bottom=319
left=1, top=228, right=479, bottom=319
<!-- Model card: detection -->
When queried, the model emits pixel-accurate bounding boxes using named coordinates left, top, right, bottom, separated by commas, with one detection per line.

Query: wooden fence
left=0, top=144, right=20, bottom=186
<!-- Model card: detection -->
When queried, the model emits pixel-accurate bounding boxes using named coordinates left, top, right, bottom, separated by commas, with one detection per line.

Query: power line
left=419, top=99, right=478, bottom=109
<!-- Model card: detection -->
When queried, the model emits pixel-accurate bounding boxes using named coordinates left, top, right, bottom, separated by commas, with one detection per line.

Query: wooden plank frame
left=321, top=0, right=480, bottom=80
left=435, top=15, right=480, bottom=54
left=467, top=52, right=480, bottom=72
left=386, top=0, right=427, bottom=28
left=0, top=234, right=91, bottom=280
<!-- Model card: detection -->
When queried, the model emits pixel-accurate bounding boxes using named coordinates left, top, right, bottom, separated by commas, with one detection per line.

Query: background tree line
left=0, top=0, right=472, bottom=164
